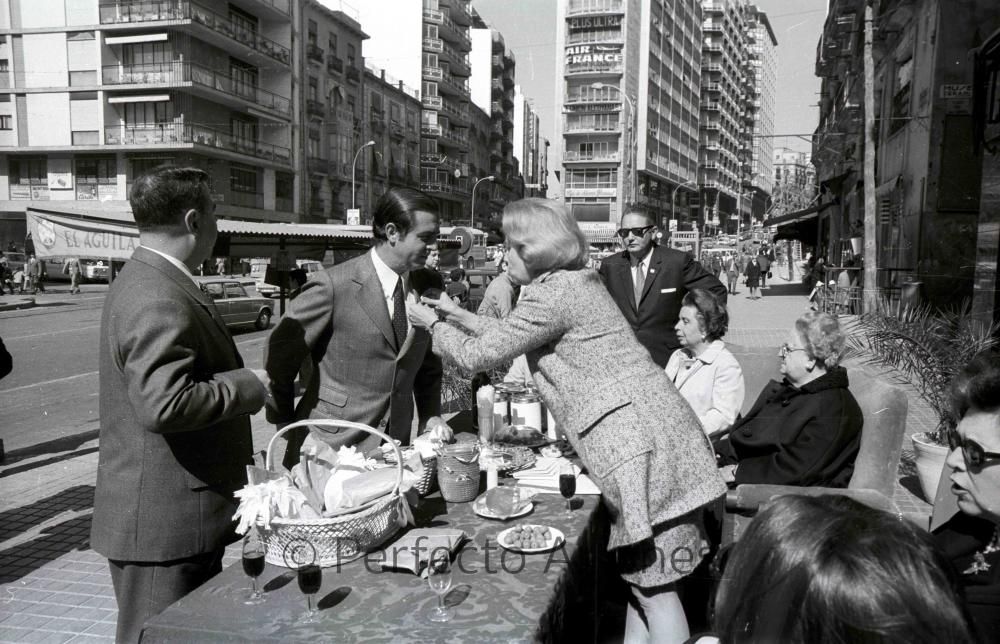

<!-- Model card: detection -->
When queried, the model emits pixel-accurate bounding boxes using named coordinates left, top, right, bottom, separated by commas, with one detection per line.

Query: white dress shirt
left=140, top=246, right=197, bottom=285
left=665, top=340, right=746, bottom=436
left=370, top=248, right=414, bottom=335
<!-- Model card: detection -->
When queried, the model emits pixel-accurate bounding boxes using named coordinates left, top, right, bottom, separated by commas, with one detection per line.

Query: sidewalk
left=0, top=274, right=932, bottom=642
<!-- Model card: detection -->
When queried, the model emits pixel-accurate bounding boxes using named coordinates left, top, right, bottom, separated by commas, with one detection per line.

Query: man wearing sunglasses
left=598, top=207, right=728, bottom=368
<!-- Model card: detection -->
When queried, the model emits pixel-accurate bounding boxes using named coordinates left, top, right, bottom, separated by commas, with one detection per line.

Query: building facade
left=745, top=4, right=776, bottom=220
left=0, top=0, right=295, bottom=239
left=771, top=147, right=815, bottom=215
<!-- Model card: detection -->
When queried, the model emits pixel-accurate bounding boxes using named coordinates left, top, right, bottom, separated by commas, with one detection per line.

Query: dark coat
left=715, top=367, right=863, bottom=487
left=91, top=248, right=265, bottom=562
left=933, top=513, right=1000, bottom=642
left=598, top=245, right=728, bottom=368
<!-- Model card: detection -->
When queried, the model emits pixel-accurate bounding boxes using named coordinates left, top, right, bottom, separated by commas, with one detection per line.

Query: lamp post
left=351, top=140, right=376, bottom=210
left=669, top=179, right=699, bottom=232
left=735, top=188, right=755, bottom=250
left=471, top=175, right=495, bottom=231
left=589, top=82, right=636, bottom=207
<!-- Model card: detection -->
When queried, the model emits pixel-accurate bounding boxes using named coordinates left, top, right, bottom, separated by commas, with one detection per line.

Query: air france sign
left=565, top=44, right=622, bottom=70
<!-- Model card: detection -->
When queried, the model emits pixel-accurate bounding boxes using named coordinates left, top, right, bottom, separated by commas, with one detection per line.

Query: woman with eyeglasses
left=713, top=311, right=862, bottom=487
left=933, top=352, right=1000, bottom=641
left=408, top=199, right=726, bottom=644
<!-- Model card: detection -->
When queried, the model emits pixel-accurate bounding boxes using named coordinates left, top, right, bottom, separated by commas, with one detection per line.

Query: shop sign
left=565, top=44, right=622, bottom=68
left=568, top=15, right=623, bottom=30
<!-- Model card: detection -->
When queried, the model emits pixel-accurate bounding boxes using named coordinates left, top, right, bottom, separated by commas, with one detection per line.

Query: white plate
left=473, top=495, right=533, bottom=520
left=496, top=525, right=565, bottom=553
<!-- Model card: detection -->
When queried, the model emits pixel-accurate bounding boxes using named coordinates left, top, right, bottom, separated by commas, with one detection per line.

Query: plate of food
left=497, top=524, right=565, bottom=553
left=473, top=487, right=533, bottom=520
left=492, top=425, right=549, bottom=449
left=480, top=445, right=535, bottom=473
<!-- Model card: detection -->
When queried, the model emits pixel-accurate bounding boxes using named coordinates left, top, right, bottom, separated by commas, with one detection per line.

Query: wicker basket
left=437, top=442, right=481, bottom=503
left=261, top=420, right=406, bottom=568
left=383, top=449, right=438, bottom=496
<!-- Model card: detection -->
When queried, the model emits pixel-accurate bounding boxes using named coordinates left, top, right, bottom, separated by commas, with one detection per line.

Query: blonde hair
left=502, top=199, right=589, bottom=277
left=795, top=310, right=845, bottom=369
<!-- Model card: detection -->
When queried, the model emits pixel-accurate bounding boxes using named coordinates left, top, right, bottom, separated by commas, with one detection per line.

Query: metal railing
left=99, top=1, right=290, bottom=65
left=566, top=0, right=623, bottom=16
left=104, top=122, right=291, bottom=164
left=307, top=44, right=324, bottom=62
left=564, top=151, right=619, bottom=162
left=102, top=62, right=291, bottom=115
left=327, top=55, right=343, bottom=74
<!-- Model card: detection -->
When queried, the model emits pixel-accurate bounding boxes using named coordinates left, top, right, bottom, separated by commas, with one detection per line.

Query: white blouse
left=665, top=340, right=746, bottom=436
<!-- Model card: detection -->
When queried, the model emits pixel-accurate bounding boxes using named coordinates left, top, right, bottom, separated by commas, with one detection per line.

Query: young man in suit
left=265, top=187, right=442, bottom=463
left=598, top=207, right=728, bottom=368
left=91, top=167, right=270, bottom=643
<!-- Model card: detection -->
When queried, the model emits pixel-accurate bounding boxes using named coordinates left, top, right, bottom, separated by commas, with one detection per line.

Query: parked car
left=82, top=259, right=111, bottom=283
left=196, top=278, right=273, bottom=330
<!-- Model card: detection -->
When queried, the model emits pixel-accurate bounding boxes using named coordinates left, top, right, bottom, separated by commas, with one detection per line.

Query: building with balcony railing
left=0, top=0, right=296, bottom=225
left=556, top=0, right=703, bottom=225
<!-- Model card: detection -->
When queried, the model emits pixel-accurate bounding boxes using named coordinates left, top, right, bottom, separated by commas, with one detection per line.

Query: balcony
left=564, top=94, right=621, bottom=106
left=439, top=11, right=471, bottom=51
left=565, top=62, right=623, bottom=76
left=422, top=7, right=443, bottom=23
left=566, top=0, right=623, bottom=17
left=422, top=95, right=443, bottom=110
left=423, top=37, right=444, bottom=54
left=565, top=120, right=621, bottom=134
left=440, top=42, right=470, bottom=76
left=421, top=152, right=447, bottom=165
left=491, top=55, right=503, bottom=71
left=437, top=72, right=469, bottom=98
left=390, top=123, right=405, bottom=139
left=307, top=44, right=324, bottom=64
left=306, top=98, right=325, bottom=117
left=99, top=1, right=291, bottom=66
left=423, top=65, right=444, bottom=82
left=703, top=20, right=722, bottom=33
left=421, top=123, right=443, bottom=137
left=564, top=150, right=620, bottom=163
left=704, top=83, right=721, bottom=92
left=103, top=122, right=291, bottom=165
left=102, top=62, right=291, bottom=117
left=443, top=0, right=472, bottom=26
left=437, top=128, right=469, bottom=150
left=346, top=66, right=360, bottom=83
left=439, top=99, right=470, bottom=125
left=327, top=54, right=343, bottom=75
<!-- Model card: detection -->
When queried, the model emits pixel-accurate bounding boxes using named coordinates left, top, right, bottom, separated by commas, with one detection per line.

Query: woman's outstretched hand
left=407, top=300, right=439, bottom=330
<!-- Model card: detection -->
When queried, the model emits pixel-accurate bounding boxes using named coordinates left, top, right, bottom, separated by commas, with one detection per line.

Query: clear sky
left=472, top=0, right=828, bottom=170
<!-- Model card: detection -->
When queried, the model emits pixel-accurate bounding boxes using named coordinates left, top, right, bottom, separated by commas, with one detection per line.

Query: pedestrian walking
left=27, top=254, right=45, bottom=294
left=12, top=268, right=25, bottom=293
left=745, top=255, right=762, bottom=299
left=63, top=256, right=82, bottom=294
left=725, top=253, right=740, bottom=295
left=215, top=256, right=226, bottom=276
left=757, top=251, right=771, bottom=289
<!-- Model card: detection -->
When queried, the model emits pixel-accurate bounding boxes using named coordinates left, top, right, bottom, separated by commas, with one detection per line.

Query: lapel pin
left=649, top=268, right=656, bottom=273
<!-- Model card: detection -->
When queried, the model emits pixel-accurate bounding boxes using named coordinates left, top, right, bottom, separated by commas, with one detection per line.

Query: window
left=328, top=33, right=338, bottom=56
left=230, top=163, right=258, bottom=194
left=889, top=57, right=912, bottom=135
left=10, top=158, right=46, bottom=185
left=229, top=5, right=258, bottom=40
left=307, top=20, right=318, bottom=46
left=308, top=77, right=318, bottom=101
left=75, top=157, right=116, bottom=200
left=224, top=283, right=246, bottom=298
left=231, top=117, right=257, bottom=149
left=307, top=130, right=320, bottom=159
left=0, top=115, right=10, bottom=130
left=0, top=60, right=8, bottom=72
left=347, top=44, right=356, bottom=68
left=122, top=42, right=170, bottom=66
left=203, top=282, right=224, bottom=299
left=230, top=58, right=258, bottom=99
left=124, top=102, right=170, bottom=126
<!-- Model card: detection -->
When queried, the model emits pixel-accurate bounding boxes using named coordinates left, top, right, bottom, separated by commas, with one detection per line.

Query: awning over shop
left=764, top=201, right=837, bottom=245
left=578, top=222, right=619, bottom=245
left=762, top=201, right=835, bottom=228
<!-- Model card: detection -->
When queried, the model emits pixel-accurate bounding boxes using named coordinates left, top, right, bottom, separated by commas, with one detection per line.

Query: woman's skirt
left=614, top=508, right=708, bottom=588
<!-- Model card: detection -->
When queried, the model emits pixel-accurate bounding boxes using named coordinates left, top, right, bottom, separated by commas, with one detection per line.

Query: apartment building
left=513, top=85, right=545, bottom=198
left=771, top=147, right=815, bottom=215
left=0, top=0, right=296, bottom=230
left=556, top=0, right=703, bottom=226
left=745, top=4, right=776, bottom=218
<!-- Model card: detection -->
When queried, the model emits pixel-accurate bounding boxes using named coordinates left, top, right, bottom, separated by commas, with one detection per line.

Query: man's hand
left=251, top=369, right=275, bottom=408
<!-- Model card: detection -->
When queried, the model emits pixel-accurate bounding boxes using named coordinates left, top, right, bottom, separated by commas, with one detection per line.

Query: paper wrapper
left=377, top=528, right=469, bottom=576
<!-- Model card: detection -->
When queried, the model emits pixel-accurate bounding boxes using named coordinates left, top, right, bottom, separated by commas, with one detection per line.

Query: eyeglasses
left=947, top=428, right=1000, bottom=471
left=778, top=343, right=808, bottom=358
left=616, top=225, right=655, bottom=239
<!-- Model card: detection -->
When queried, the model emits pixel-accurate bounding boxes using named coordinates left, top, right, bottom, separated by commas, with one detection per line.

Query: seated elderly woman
left=408, top=198, right=725, bottom=644
left=933, top=352, right=1000, bottom=642
left=665, top=289, right=745, bottom=437
left=693, top=495, right=975, bottom=643
left=714, top=311, right=862, bottom=487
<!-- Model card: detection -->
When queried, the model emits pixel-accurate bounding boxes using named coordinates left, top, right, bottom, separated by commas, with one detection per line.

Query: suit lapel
left=638, top=248, right=662, bottom=305
left=353, top=255, right=398, bottom=350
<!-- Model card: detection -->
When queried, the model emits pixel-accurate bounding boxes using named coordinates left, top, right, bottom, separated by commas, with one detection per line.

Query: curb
left=0, top=296, right=36, bottom=312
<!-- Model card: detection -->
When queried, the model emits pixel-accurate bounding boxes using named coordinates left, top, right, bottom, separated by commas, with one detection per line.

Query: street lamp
left=589, top=82, right=636, bottom=206
left=669, top=179, right=699, bottom=232
left=735, top=188, right=755, bottom=248
left=471, top=175, right=495, bottom=231
left=351, top=140, right=376, bottom=210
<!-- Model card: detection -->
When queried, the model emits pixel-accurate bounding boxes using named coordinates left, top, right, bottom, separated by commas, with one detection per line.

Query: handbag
left=767, top=271, right=772, bottom=279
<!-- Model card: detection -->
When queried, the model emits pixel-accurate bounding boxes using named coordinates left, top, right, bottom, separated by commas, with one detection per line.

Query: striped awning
left=217, top=220, right=372, bottom=240
left=578, top=223, right=619, bottom=245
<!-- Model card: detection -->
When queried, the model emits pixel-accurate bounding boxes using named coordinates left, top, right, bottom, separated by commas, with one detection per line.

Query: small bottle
left=487, top=462, right=499, bottom=490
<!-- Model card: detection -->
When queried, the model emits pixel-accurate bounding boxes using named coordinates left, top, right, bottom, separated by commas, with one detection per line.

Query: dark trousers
left=109, top=548, right=224, bottom=643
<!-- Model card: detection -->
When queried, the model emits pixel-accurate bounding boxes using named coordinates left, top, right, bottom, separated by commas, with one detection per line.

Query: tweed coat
left=598, top=244, right=728, bottom=368
left=91, top=247, right=265, bottom=562
left=432, top=268, right=727, bottom=553
left=715, top=367, right=863, bottom=487
left=265, top=251, right=442, bottom=450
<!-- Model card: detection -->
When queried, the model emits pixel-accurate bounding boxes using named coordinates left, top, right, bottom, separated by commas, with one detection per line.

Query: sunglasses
left=947, top=428, right=1000, bottom=471
left=616, top=225, right=655, bottom=239
left=778, top=343, right=807, bottom=358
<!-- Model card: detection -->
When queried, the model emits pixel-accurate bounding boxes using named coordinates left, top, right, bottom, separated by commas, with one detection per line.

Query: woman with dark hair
left=445, top=267, right=469, bottom=305
left=714, top=311, right=862, bottom=487
left=408, top=198, right=725, bottom=644
left=934, top=352, right=1000, bottom=641
left=698, top=495, right=974, bottom=643
left=665, top=289, right=745, bottom=437
left=743, top=256, right=761, bottom=300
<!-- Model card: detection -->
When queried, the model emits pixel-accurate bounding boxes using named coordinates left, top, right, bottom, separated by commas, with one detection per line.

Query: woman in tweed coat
left=409, top=199, right=726, bottom=644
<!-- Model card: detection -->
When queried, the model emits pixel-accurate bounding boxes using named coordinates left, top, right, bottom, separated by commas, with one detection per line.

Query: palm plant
left=843, top=297, right=999, bottom=444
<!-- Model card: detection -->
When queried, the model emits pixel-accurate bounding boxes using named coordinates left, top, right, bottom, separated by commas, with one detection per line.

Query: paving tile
left=0, top=612, right=36, bottom=627
left=81, top=621, right=117, bottom=637
left=57, top=607, right=112, bottom=623
left=65, top=635, right=114, bottom=644
left=24, top=602, right=74, bottom=618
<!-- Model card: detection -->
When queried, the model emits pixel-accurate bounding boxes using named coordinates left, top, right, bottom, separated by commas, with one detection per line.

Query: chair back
left=845, top=367, right=908, bottom=497
left=728, top=345, right=780, bottom=416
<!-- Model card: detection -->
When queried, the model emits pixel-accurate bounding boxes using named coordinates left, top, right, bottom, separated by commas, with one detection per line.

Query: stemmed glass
left=241, top=531, right=266, bottom=605
left=427, top=552, right=453, bottom=623
left=559, top=462, right=577, bottom=515
left=297, top=562, right=322, bottom=623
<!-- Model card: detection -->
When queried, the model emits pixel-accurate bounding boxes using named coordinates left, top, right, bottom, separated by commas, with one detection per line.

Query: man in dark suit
left=91, top=167, right=269, bottom=642
left=265, top=187, right=442, bottom=462
left=598, top=207, right=728, bottom=368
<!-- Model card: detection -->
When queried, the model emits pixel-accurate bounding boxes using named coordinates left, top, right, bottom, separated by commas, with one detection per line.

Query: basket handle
left=267, top=420, right=405, bottom=499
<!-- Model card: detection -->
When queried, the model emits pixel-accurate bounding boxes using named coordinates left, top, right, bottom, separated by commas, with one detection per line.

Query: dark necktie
left=392, top=276, right=407, bottom=349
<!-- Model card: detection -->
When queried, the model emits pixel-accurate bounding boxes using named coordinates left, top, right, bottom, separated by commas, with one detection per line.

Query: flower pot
left=911, top=432, right=950, bottom=502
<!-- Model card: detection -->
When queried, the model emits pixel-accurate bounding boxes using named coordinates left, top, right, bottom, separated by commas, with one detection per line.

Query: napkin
left=377, top=528, right=469, bottom=576
left=512, top=457, right=601, bottom=495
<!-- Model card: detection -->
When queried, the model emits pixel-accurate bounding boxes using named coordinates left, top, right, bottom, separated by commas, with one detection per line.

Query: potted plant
left=844, top=297, right=998, bottom=500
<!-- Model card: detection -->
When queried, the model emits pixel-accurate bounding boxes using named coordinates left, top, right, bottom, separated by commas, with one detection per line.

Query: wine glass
left=297, top=563, right=322, bottom=623
left=241, top=532, right=266, bottom=605
left=559, top=462, right=577, bottom=515
left=427, top=552, right=453, bottom=623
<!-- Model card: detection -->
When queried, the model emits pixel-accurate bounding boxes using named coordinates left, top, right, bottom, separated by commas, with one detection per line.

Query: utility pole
left=862, top=0, right=879, bottom=312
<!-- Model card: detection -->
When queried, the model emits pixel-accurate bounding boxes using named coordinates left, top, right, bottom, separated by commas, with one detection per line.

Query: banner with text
left=26, top=210, right=139, bottom=260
